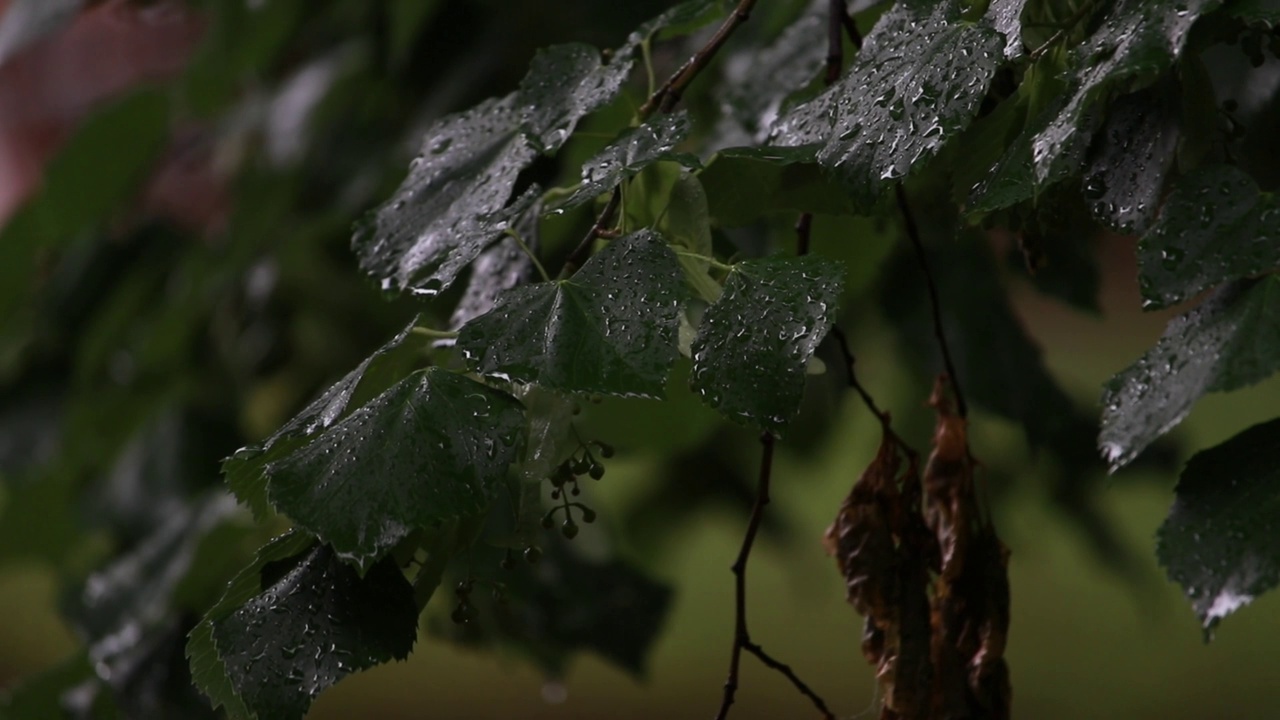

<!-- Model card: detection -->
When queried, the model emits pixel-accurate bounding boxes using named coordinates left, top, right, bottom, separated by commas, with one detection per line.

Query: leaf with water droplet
left=550, top=113, right=697, bottom=212
left=988, top=0, right=1029, bottom=59
left=769, top=0, right=1002, bottom=207
left=224, top=319, right=423, bottom=519
left=264, top=368, right=525, bottom=569
left=518, top=43, right=633, bottom=154
left=448, top=203, right=541, bottom=332
left=1083, top=80, right=1180, bottom=235
left=1137, top=165, right=1280, bottom=309
left=1157, top=416, right=1280, bottom=638
left=1100, top=277, right=1280, bottom=470
left=1029, top=0, right=1217, bottom=184
left=207, top=543, right=417, bottom=720
left=458, top=230, right=684, bottom=398
left=689, top=254, right=844, bottom=433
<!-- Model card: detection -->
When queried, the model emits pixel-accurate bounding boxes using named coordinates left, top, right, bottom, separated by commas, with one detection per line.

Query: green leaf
left=1016, top=187, right=1103, bottom=313
left=1100, top=277, right=1280, bottom=471
left=1082, top=82, right=1180, bottom=235
left=550, top=113, right=696, bottom=211
left=632, top=0, right=724, bottom=41
left=769, top=0, right=1002, bottom=207
left=1157, top=417, right=1280, bottom=636
left=699, top=146, right=860, bottom=226
left=265, top=368, right=525, bottom=568
left=458, top=230, right=685, bottom=398
left=518, top=43, right=633, bottom=154
left=189, top=531, right=317, bottom=720
left=1030, top=0, right=1220, bottom=183
left=1225, top=0, right=1280, bottom=25
left=662, top=174, right=724, bottom=303
left=209, top=544, right=418, bottom=720
left=0, top=0, right=83, bottom=65
left=1137, top=165, right=1280, bottom=309
left=224, top=320, right=422, bottom=518
left=689, top=254, right=844, bottom=432
left=449, top=234, right=537, bottom=332
left=352, top=95, right=537, bottom=296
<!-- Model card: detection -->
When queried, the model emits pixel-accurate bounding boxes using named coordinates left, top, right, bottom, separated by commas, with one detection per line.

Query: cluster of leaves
left=3, top=0, right=1280, bottom=717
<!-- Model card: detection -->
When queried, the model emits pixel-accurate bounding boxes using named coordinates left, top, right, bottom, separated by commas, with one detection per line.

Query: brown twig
left=715, top=433, right=835, bottom=720
left=567, top=0, right=759, bottom=277
left=840, top=9, right=862, bottom=50
left=825, top=0, right=846, bottom=84
left=640, top=0, right=760, bottom=116
left=894, top=185, right=967, bottom=418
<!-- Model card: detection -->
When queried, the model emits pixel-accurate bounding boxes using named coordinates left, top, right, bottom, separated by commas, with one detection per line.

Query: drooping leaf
left=1157, top=417, right=1280, bottom=636
left=208, top=544, right=418, bottom=720
left=1015, top=186, right=1103, bottom=313
left=689, top=254, right=844, bottom=432
left=517, top=43, right=633, bottom=154
left=1030, top=0, right=1220, bottom=184
left=351, top=95, right=537, bottom=296
left=1082, top=82, right=1181, bottom=235
left=353, top=32, right=634, bottom=296
left=769, top=0, right=1002, bottom=207
left=189, top=531, right=317, bottom=720
left=224, top=319, right=422, bottom=518
left=550, top=113, right=696, bottom=211
left=1136, top=164, right=1280, bottom=309
left=264, top=368, right=525, bottom=568
left=699, top=146, right=860, bottom=226
left=1100, top=277, right=1280, bottom=471
left=458, top=230, right=684, bottom=398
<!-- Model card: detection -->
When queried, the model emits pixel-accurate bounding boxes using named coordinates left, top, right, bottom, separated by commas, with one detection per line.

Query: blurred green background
left=2, top=1, right=1279, bottom=718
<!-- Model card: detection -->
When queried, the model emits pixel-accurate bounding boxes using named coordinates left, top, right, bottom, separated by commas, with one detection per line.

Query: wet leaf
left=1100, top=277, right=1280, bottom=471
left=550, top=113, right=696, bottom=211
left=690, top=254, right=844, bottom=432
left=351, top=95, right=536, bottom=296
left=1157, top=417, right=1280, bottom=636
left=698, top=146, right=860, bottom=226
left=988, top=0, right=1029, bottom=60
left=1082, top=82, right=1180, bottom=235
left=458, top=231, right=684, bottom=398
left=1137, top=165, right=1280, bottom=309
left=209, top=544, right=417, bottom=720
left=448, top=211, right=539, bottom=332
left=1030, top=0, right=1219, bottom=184
left=518, top=43, right=633, bottom=154
left=264, top=368, right=525, bottom=569
left=1226, top=0, right=1280, bottom=24
left=769, top=0, right=1002, bottom=207
left=224, top=320, right=422, bottom=519
left=188, top=531, right=317, bottom=719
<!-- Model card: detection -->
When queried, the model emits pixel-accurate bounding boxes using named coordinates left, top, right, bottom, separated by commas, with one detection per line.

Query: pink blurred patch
left=0, top=0, right=225, bottom=231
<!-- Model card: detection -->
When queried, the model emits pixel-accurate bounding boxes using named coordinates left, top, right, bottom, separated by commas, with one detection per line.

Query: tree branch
left=714, top=433, right=834, bottom=720
left=640, top=0, right=759, bottom=116
left=894, top=184, right=968, bottom=418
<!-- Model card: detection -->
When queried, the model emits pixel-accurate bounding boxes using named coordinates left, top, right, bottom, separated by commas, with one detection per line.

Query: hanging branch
left=563, top=0, right=760, bottom=277
left=894, top=185, right=968, bottom=418
left=714, top=433, right=835, bottom=720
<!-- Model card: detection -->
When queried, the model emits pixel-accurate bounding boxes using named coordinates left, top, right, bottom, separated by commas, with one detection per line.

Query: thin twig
left=840, top=10, right=861, bottom=50
left=560, top=189, right=621, bottom=278
left=1028, top=0, right=1097, bottom=61
left=641, top=0, right=760, bottom=116
left=894, top=185, right=967, bottom=418
left=714, top=434, right=834, bottom=720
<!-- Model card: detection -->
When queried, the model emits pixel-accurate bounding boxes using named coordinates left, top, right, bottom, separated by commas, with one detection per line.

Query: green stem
left=674, top=249, right=734, bottom=272
left=506, top=229, right=551, bottom=283
left=411, top=326, right=459, bottom=339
